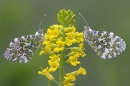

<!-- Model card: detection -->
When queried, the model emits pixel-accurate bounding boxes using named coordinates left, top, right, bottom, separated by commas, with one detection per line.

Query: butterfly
left=4, top=29, right=44, bottom=63
left=4, top=15, right=46, bottom=63
left=79, top=13, right=126, bottom=59
left=83, top=25, right=126, bottom=59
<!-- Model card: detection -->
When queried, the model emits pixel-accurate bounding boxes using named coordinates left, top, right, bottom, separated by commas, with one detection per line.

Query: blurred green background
left=0, top=0, right=130, bottom=86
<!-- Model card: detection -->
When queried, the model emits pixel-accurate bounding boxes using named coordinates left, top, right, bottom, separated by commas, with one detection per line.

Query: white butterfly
left=4, top=15, right=46, bottom=63
left=79, top=13, right=126, bottom=59
left=84, top=25, right=126, bottom=59
left=4, top=29, right=44, bottom=63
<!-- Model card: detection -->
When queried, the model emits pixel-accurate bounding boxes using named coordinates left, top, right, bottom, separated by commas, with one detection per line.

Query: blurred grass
left=0, top=0, right=130, bottom=86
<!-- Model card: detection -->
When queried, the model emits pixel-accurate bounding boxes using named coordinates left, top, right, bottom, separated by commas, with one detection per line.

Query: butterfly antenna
left=79, top=13, right=89, bottom=26
left=39, top=14, right=46, bottom=29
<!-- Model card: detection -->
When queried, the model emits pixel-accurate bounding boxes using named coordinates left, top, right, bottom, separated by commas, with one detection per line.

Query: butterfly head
left=35, top=29, right=44, bottom=40
left=83, top=25, right=93, bottom=41
left=38, top=29, right=43, bottom=34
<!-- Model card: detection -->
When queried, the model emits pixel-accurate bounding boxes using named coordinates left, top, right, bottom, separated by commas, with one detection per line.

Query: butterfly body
left=4, top=29, right=44, bottom=63
left=84, top=25, right=126, bottom=59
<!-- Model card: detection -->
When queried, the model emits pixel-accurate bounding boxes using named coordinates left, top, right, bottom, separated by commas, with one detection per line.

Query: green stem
left=59, top=28, right=66, bottom=86
left=48, top=80, right=50, bottom=86
left=54, top=80, right=59, bottom=85
left=59, top=50, right=65, bottom=86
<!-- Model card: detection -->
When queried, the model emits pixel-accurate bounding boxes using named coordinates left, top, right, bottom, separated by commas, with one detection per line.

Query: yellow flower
left=40, top=46, right=55, bottom=55
left=47, top=27, right=59, bottom=38
left=53, top=47, right=64, bottom=52
left=71, top=67, right=87, bottom=76
left=43, top=34, right=51, bottom=45
left=48, top=55, right=60, bottom=72
left=77, top=67, right=87, bottom=75
left=67, top=54, right=80, bottom=66
left=39, top=50, right=45, bottom=55
left=65, top=38, right=73, bottom=46
left=38, top=67, right=55, bottom=81
left=49, top=55, right=60, bottom=61
left=63, top=67, right=86, bottom=86
left=48, top=60, right=59, bottom=72
left=70, top=26, right=76, bottom=32
left=75, top=32, right=84, bottom=43
left=63, top=73, right=76, bottom=85
left=66, top=32, right=75, bottom=41
left=79, top=43, right=86, bottom=57
left=65, top=32, right=77, bottom=46
left=53, top=39, right=65, bottom=52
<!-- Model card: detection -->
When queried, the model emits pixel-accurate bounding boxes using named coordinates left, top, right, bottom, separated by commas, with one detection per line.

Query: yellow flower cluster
left=38, top=24, right=86, bottom=82
left=38, top=9, right=87, bottom=86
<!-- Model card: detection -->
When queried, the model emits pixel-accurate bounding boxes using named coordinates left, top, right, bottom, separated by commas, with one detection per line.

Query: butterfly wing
left=84, top=25, right=126, bottom=59
left=4, top=29, right=44, bottom=63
